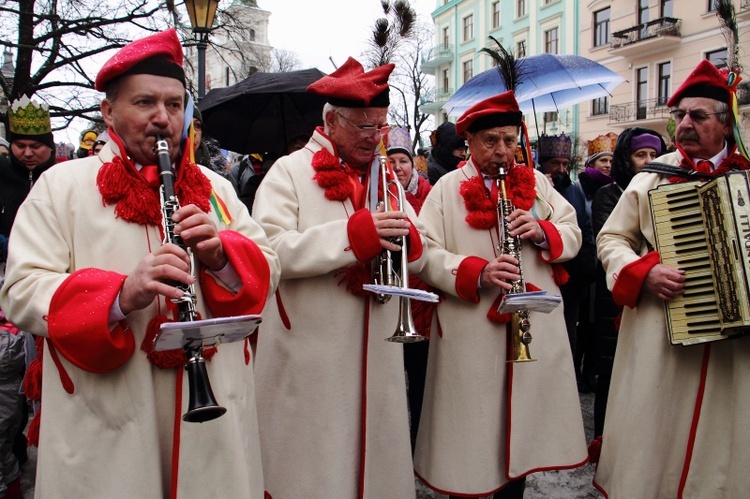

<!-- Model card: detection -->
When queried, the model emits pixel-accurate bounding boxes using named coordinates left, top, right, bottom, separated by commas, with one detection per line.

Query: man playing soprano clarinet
left=252, top=57, right=427, bottom=498
left=0, top=29, right=280, bottom=498
left=594, top=61, right=750, bottom=497
left=413, top=91, right=587, bottom=499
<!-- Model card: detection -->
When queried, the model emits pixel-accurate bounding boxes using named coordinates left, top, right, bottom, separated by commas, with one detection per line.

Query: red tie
left=695, top=160, right=713, bottom=174
left=140, top=165, right=160, bottom=189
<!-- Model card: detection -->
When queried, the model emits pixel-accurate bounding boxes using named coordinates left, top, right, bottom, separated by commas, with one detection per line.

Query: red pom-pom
left=23, top=358, right=43, bottom=401
left=27, top=410, right=41, bottom=447
left=551, top=263, right=569, bottom=286
left=588, top=435, right=603, bottom=464
left=312, top=148, right=353, bottom=201
left=460, top=176, right=496, bottom=230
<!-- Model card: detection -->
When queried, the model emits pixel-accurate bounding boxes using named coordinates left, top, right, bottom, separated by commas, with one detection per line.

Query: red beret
left=455, top=90, right=523, bottom=137
left=666, top=59, right=732, bottom=107
left=307, top=57, right=394, bottom=107
left=95, top=28, right=184, bottom=92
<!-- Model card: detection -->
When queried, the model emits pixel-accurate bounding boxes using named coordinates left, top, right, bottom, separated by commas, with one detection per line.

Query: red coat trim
left=536, top=220, right=564, bottom=262
left=347, top=208, right=382, bottom=263
left=47, top=268, right=134, bottom=373
left=200, top=230, right=272, bottom=317
left=611, top=251, right=661, bottom=308
left=405, top=217, right=423, bottom=261
left=456, top=256, right=489, bottom=303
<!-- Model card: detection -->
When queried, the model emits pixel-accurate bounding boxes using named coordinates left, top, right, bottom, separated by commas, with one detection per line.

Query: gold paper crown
left=537, top=133, right=572, bottom=160
left=9, top=95, right=51, bottom=136
left=587, top=132, right=618, bottom=155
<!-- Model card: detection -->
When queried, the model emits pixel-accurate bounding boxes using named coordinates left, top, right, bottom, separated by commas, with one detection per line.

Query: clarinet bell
left=183, top=353, right=227, bottom=423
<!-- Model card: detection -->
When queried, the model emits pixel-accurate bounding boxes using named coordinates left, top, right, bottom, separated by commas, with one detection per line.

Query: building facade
left=421, top=0, right=750, bottom=162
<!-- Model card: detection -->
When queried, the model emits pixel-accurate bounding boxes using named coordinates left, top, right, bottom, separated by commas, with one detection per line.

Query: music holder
left=153, top=314, right=262, bottom=351
left=497, top=291, right=562, bottom=314
left=362, top=284, right=439, bottom=303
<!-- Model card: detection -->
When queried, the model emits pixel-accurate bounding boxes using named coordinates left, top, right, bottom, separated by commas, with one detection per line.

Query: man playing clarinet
left=0, top=29, right=279, bottom=498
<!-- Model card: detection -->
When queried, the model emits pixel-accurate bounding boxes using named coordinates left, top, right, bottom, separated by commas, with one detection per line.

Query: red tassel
left=487, top=292, right=512, bottom=323
left=27, top=410, right=41, bottom=447
left=141, top=315, right=186, bottom=369
left=334, top=262, right=371, bottom=297
left=551, top=263, right=570, bottom=286
left=23, top=358, right=43, bottom=401
left=588, top=435, right=603, bottom=464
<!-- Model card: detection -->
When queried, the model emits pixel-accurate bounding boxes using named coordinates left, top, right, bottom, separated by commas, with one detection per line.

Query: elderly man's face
left=10, top=140, right=53, bottom=170
left=673, top=96, right=729, bottom=160
left=465, top=126, right=519, bottom=178
left=326, top=107, right=389, bottom=171
left=101, top=74, right=185, bottom=165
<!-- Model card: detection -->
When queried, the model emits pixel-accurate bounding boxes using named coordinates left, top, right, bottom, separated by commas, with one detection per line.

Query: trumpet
left=371, top=156, right=428, bottom=343
left=155, top=135, right=227, bottom=422
left=496, top=166, right=535, bottom=363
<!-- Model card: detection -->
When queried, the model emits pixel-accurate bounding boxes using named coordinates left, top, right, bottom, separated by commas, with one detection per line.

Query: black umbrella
left=198, top=68, right=327, bottom=155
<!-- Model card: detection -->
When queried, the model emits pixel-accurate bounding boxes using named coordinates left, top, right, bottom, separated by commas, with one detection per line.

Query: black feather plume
left=479, top=35, right=522, bottom=93
left=716, top=0, right=741, bottom=73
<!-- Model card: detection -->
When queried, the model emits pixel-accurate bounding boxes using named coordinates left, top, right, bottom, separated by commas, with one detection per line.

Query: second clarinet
left=155, top=135, right=227, bottom=422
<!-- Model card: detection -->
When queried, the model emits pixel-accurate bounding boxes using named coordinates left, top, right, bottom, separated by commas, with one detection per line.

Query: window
left=516, top=40, right=526, bottom=58
left=545, top=27, right=559, bottom=54
left=248, top=29, right=256, bottom=42
left=638, top=0, right=650, bottom=25
left=706, top=48, right=728, bottom=68
left=517, top=0, right=526, bottom=18
left=592, top=97, right=609, bottom=116
left=594, top=8, right=610, bottom=48
left=636, top=67, right=648, bottom=120
left=463, top=60, right=473, bottom=84
left=463, top=14, right=474, bottom=42
left=492, top=1, right=501, bottom=29
left=442, top=69, right=449, bottom=91
left=708, top=0, right=719, bottom=12
left=442, top=26, right=449, bottom=47
left=657, top=62, right=671, bottom=105
left=661, top=0, right=674, bottom=18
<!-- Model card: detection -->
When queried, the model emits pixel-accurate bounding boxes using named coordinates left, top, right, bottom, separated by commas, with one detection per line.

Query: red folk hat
left=455, top=90, right=523, bottom=137
left=95, top=28, right=185, bottom=92
left=666, top=59, right=732, bottom=107
left=307, top=57, right=394, bottom=107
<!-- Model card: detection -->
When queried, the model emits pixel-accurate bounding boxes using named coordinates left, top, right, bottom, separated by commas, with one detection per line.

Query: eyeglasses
left=335, top=111, right=391, bottom=136
left=669, top=109, right=720, bottom=124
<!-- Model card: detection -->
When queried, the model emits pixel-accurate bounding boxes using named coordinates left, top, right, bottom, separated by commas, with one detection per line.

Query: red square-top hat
left=307, top=57, right=394, bottom=108
left=455, top=90, right=523, bottom=137
left=666, top=59, right=734, bottom=107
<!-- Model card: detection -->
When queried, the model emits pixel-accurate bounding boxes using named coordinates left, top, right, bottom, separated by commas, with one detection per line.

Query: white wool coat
left=594, top=150, right=750, bottom=498
left=252, top=129, right=427, bottom=499
left=0, top=141, right=280, bottom=499
left=413, top=162, right=588, bottom=496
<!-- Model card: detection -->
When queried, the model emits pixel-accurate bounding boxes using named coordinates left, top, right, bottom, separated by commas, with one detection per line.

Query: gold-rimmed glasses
left=335, top=111, right=391, bottom=136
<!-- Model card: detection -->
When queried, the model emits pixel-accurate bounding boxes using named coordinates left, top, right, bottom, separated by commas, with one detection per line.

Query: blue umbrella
left=443, top=53, right=625, bottom=118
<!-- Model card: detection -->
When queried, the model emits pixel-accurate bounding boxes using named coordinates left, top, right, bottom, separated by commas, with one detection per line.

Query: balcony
left=421, top=44, right=454, bottom=73
left=610, top=17, right=681, bottom=57
left=419, top=87, right=454, bottom=114
left=609, top=98, right=672, bottom=126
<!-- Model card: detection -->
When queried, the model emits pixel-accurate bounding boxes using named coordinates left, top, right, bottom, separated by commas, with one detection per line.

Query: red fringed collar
left=459, top=162, right=537, bottom=230
left=96, top=132, right=212, bottom=225
left=311, top=147, right=354, bottom=202
left=670, top=146, right=750, bottom=183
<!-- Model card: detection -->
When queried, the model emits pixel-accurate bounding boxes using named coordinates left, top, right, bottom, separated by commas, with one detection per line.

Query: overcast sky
left=258, top=0, right=436, bottom=72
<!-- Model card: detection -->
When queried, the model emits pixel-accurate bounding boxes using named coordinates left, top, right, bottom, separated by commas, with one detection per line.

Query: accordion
left=649, top=170, right=750, bottom=345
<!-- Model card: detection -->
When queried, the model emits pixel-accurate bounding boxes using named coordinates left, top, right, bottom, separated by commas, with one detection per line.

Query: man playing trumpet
left=413, top=91, right=587, bottom=498
left=252, top=57, right=427, bottom=498
left=0, top=29, right=279, bottom=498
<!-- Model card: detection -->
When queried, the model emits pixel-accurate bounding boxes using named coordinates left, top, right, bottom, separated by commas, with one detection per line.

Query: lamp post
left=184, top=0, right=219, bottom=101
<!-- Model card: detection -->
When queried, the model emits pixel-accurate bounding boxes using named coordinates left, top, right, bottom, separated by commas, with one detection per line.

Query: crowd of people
left=1, top=27, right=749, bottom=499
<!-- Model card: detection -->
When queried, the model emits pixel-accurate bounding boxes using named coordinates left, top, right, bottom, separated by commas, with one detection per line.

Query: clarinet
left=155, top=136, right=227, bottom=422
left=496, top=166, right=535, bottom=363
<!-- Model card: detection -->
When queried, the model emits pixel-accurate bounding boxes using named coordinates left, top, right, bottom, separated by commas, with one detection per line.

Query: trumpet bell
left=384, top=292, right=428, bottom=343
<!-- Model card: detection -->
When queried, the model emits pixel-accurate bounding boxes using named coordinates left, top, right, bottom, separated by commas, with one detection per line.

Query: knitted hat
left=8, top=95, right=55, bottom=149
left=306, top=57, right=394, bottom=108
left=95, top=28, right=185, bottom=92
left=434, top=123, right=465, bottom=151
left=80, top=130, right=98, bottom=150
left=537, top=133, right=572, bottom=162
left=628, top=133, right=663, bottom=154
left=455, top=90, right=523, bottom=137
left=667, top=59, right=733, bottom=107
left=386, top=127, right=413, bottom=159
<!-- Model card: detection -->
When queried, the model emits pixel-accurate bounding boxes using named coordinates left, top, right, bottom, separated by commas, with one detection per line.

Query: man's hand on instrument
left=173, top=204, right=228, bottom=271
left=644, top=263, right=686, bottom=301
left=480, top=255, right=520, bottom=291
left=372, top=208, right=410, bottom=252
left=119, top=244, right=193, bottom=315
left=507, top=208, right=544, bottom=244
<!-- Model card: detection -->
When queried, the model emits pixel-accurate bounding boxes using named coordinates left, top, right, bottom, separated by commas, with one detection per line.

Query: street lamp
left=184, top=0, right=219, bottom=100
